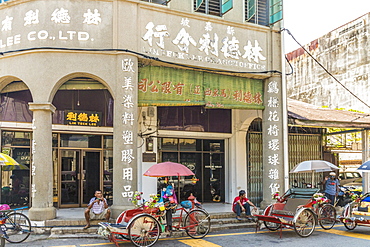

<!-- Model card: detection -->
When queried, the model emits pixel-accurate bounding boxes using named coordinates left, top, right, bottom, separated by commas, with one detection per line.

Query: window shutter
left=221, top=0, right=233, bottom=15
left=246, top=0, right=256, bottom=21
left=269, top=0, right=283, bottom=25
left=196, top=0, right=204, bottom=10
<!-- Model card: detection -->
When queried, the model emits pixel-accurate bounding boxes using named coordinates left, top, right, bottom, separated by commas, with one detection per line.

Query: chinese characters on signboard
left=142, top=18, right=266, bottom=71
left=121, top=58, right=136, bottom=200
left=64, top=111, right=101, bottom=126
left=266, top=80, right=281, bottom=196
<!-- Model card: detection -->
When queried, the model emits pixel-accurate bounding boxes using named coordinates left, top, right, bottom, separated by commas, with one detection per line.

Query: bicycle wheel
left=262, top=205, right=280, bottom=231
left=128, top=214, right=160, bottom=247
left=318, top=204, right=336, bottom=230
left=343, top=219, right=357, bottom=230
left=5, top=212, right=31, bottom=243
left=293, top=208, right=316, bottom=237
left=184, top=209, right=210, bottom=239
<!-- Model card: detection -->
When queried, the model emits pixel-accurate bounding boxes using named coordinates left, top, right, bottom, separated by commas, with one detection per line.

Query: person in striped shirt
left=84, top=190, right=110, bottom=229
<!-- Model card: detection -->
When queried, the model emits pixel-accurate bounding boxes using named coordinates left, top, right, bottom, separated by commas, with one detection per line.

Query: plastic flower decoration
left=144, top=194, right=159, bottom=208
left=351, top=193, right=361, bottom=202
left=312, top=193, right=329, bottom=205
left=272, top=191, right=281, bottom=201
left=129, top=191, right=143, bottom=208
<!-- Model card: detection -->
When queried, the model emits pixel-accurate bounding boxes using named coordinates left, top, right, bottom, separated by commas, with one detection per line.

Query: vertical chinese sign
left=120, top=57, right=137, bottom=203
left=264, top=79, right=284, bottom=202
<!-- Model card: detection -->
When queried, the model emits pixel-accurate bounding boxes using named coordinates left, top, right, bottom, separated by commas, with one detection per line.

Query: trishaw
left=255, top=188, right=337, bottom=238
left=339, top=192, right=370, bottom=230
left=98, top=161, right=210, bottom=247
left=98, top=197, right=210, bottom=247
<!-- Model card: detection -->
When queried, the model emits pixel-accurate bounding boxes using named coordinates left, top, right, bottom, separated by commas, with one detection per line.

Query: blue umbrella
left=357, top=160, right=370, bottom=172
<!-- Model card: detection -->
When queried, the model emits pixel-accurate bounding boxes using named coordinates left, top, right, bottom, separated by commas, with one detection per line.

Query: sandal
left=83, top=225, right=91, bottom=230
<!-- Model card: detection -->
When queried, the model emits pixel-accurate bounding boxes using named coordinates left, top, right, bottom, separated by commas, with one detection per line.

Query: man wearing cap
left=323, top=172, right=340, bottom=205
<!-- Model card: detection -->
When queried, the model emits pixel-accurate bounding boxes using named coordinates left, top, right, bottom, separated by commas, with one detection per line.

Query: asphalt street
left=6, top=224, right=370, bottom=247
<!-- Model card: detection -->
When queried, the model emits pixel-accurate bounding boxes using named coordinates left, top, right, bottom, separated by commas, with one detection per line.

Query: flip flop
left=83, top=225, right=90, bottom=230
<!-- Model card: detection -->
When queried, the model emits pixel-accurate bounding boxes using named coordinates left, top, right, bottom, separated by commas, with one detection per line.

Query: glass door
left=60, top=150, right=101, bottom=207
left=60, top=150, right=80, bottom=206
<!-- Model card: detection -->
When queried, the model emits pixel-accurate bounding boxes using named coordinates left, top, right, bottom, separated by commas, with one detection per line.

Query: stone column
left=28, top=103, right=56, bottom=220
left=111, top=55, right=138, bottom=218
left=261, top=76, right=285, bottom=208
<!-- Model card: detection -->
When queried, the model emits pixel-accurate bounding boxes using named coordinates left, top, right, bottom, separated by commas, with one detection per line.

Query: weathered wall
left=286, top=13, right=370, bottom=112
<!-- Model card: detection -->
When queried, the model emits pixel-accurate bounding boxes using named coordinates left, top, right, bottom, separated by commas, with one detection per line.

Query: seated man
left=84, top=190, right=111, bottom=229
left=232, top=190, right=257, bottom=220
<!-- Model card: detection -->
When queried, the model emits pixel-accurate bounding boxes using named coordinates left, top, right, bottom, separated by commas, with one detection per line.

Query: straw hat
left=329, top=172, right=336, bottom=176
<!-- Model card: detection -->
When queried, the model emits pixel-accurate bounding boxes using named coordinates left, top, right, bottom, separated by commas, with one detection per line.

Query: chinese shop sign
left=64, top=110, right=101, bottom=126
left=138, top=66, right=264, bottom=109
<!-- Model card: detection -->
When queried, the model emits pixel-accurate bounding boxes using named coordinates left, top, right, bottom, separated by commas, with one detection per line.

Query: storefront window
left=158, top=106, right=231, bottom=133
left=103, top=135, right=113, bottom=149
left=159, top=138, right=178, bottom=151
left=60, top=134, right=102, bottom=148
left=1, top=131, right=31, bottom=206
left=0, top=89, right=33, bottom=123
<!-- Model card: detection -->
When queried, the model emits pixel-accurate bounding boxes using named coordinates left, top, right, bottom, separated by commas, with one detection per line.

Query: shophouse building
left=0, top=0, right=284, bottom=220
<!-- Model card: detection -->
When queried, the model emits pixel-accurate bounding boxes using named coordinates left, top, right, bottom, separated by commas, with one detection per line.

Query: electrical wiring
left=282, top=28, right=370, bottom=112
left=0, top=46, right=282, bottom=75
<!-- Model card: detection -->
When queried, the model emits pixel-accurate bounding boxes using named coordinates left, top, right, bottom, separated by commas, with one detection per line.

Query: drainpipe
left=280, top=19, right=289, bottom=191
left=362, top=130, right=369, bottom=193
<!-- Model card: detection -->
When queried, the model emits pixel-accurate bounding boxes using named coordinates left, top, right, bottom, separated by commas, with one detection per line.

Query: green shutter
left=246, top=0, right=256, bottom=21
left=195, top=0, right=204, bottom=10
left=221, top=0, right=233, bottom=15
left=269, top=0, right=283, bottom=25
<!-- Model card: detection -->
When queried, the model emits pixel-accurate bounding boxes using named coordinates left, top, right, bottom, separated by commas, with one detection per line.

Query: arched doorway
left=0, top=80, right=33, bottom=207
left=52, top=77, right=113, bottom=207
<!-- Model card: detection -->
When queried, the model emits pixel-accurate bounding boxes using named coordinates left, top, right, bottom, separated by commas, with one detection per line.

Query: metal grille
left=194, top=0, right=221, bottom=16
left=245, top=0, right=269, bottom=26
left=288, top=134, right=323, bottom=189
left=246, top=132, right=263, bottom=206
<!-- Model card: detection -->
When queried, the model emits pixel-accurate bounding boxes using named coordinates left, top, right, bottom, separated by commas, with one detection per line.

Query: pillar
left=28, top=103, right=56, bottom=220
left=111, top=55, right=138, bottom=218
left=261, top=76, right=286, bottom=208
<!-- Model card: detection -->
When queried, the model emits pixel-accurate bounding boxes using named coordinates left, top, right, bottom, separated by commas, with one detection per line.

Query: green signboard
left=138, top=66, right=264, bottom=110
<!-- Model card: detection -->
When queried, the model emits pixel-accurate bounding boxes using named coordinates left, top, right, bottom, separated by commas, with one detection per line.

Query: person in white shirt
left=84, top=190, right=110, bottom=229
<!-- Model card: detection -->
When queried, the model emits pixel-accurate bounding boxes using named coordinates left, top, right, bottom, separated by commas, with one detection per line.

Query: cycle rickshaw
left=98, top=162, right=211, bottom=247
left=255, top=187, right=337, bottom=238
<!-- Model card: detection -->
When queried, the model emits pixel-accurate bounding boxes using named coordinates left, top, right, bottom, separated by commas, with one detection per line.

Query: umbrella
left=290, top=160, right=339, bottom=186
left=2, top=163, right=29, bottom=171
left=144, top=162, right=195, bottom=202
left=143, top=161, right=195, bottom=177
left=358, top=160, right=370, bottom=172
left=0, top=153, right=20, bottom=167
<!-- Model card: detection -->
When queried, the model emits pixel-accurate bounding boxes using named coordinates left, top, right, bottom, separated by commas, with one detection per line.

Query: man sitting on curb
left=84, top=190, right=111, bottom=229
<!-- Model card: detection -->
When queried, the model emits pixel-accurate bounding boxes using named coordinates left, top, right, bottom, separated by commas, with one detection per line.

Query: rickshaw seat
left=352, top=196, right=370, bottom=217
left=284, top=188, right=319, bottom=199
left=272, top=198, right=311, bottom=216
left=116, top=208, right=143, bottom=224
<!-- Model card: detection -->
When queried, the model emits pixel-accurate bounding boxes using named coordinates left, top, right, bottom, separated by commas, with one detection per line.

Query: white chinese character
left=123, top=185, right=131, bottom=191
left=31, top=166, right=36, bottom=176
left=121, top=149, right=134, bottom=164
left=268, top=169, right=279, bottom=180
left=83, top=9, right=101, bottom=25
left=122, top=77, right=134, bottom=90
left=205, top=22, right=213, bottom=32
left=32, top=140, right=36, bottom=154
left=221, top=36, right=241, bottom=59
left=267, top=124, right=279, bottom=136
left=269, top=183, right=280, bottom=194
left=142, top=22, right=169, bottom=49
left=227, top=26, right=235, bottom=35
left=31, top=184, right=37, bottom=198
left=123, top=167, right=133, bottom=180
left=268, top=110, right=279, bottom=122
left=51, top=8, right=71, bottom=24
left=122, top=59, right=135, bottom=72
left=122, top=130, right=133, bottom=145
left=268, top=97, right=279, bottom=108
left=268, top=139, right=280, bottom=151
left=24, top=10, right=39, bottom=26
left=199, top=33, right=219, bottom=57
left=268, top=81, right=279, bottom=94
left=172, top=28, right=197, bottom=53
left=180, top=18, right=190, bottom=27
left=123, top=95, right=134, bottom=109
left=242, top=40, right=266, bottom=63
left=2, top=16, right=13, bottom=31
left=122, top=112, right=134, bottom=125
left=268, top=154, right=279, bottom=166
